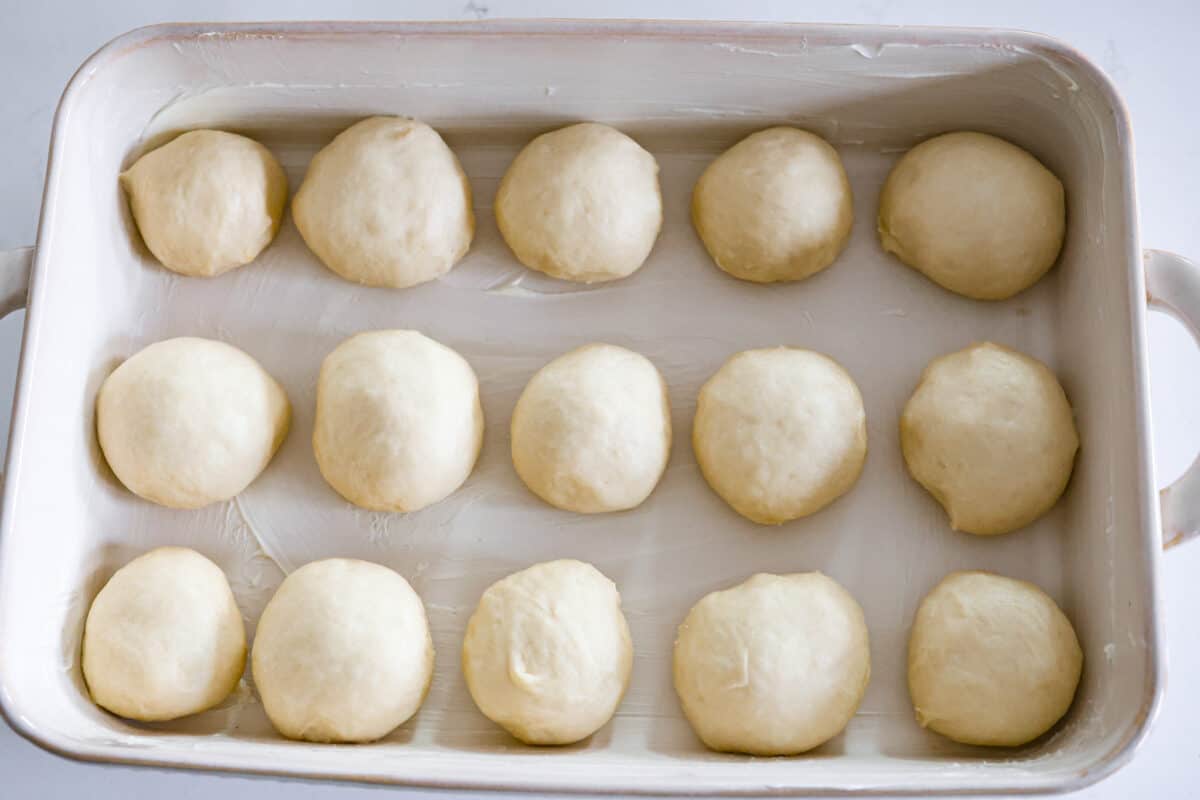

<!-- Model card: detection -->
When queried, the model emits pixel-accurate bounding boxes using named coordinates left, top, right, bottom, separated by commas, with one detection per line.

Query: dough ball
left=692, top=127, right=854, bottom=283
left=901, top=342, right=1079, bottom=535
left=251, top=558, right=434, bottom=743
left=462, top=559, right=632, bottom=745
left=96, top=337, right=291, bottom=509
left=293, top=116, right=474, bottom=288
left=496, top=123, right=662, bottom=283
left=693, top=348, right=867, bottom=525
left=313, top=330, right=483, bottom=512
left=120, top=130, right=287, bottom=277
left=908, top=571, right=1083, bottom=746
left=82, top=547, right=246, bottom=721
left=511, top=344, right=671, bottom=513
left=878, top=131, right=1065, bottom=300
left=673, top=572, right=870, bottom=755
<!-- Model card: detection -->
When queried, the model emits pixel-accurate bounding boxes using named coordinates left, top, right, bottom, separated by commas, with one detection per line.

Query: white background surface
left=0, top=0, right=1196, bottom=797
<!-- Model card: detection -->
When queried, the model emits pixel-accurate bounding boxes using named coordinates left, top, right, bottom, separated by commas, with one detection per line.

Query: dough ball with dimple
left=252, top=559, right=434, bottom=743
left=692, top=127, right=854, bottom=283
left=313, top=330, right=483, bottom=512
left=82, top=547, right=246, bottom=722
left=908, top=571, right=1083, bottom=746
left=692, top=348, right=867, bottom=525
left=293, top=116, right=474, bottom=288
left=120, top=130, right=288, bottom=277
left=878, top=131, right=1066, bottom=300
left=462, top=559, right=633, bottom=745
left=901, top=342, right=1079, bottom=535
left=96, top=337, right=291, bottom=509
left=511, top=344, right=671, bottom=513
left=673, top=572, right=870, bottom=755
left=495, top=123, right=662, bottom=283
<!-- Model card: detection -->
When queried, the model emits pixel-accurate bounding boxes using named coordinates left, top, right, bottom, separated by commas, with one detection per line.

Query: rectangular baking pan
left=1, top=19, right=1197, bottom=796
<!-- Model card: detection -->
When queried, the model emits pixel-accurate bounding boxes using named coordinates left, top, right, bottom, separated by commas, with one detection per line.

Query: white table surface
left=1, top=0, right=1197, bottom=796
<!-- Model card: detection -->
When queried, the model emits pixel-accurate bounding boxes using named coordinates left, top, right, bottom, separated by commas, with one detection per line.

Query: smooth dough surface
left=82, top=547, right=246, bottom=722
left=121, top=130, right=287, bottom=277
left=462, top=559, right=633, bottom=745
left=96, top=337, right=291, bottom=509
left=293, top=116, right=474, bottom=288
left=693, top=348, right=867, bottom=525
left=692, top=127, right=854, bottom=283
left=908, top=571, right=1083, bottom=746
left=313, top=330, right=484, bottom=512
left=511, top=344, right=671, bottom=513
left=495, top=122, right=662, bottom=283
left=878, top=131, right=1066, bottom=300
left=251, top=559, right=434, bottom=743
left=673, top=572, right=870, bottom=755
left=901, top=342, right=1079, bottom=535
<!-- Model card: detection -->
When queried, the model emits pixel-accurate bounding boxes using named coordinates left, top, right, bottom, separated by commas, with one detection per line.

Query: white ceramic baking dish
left=0, top=20, right=1198, bottom=796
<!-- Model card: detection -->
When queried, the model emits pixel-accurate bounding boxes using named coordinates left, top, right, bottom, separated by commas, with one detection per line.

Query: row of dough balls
left=121, top=118, right=1065, bottom=300
left=97, top=332, right=1078, bottom=536
left=83, top=547, right=1083, bottom=751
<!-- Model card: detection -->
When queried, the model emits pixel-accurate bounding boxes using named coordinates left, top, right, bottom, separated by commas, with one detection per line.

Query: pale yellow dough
left=82, top=547, right=246, bottom=722
left=692, top=127, right=853, bottom=283
left=120, top=130, right=287, bottom=277
left=251, top=559, right=435, bottom=743
left=908, top=571, right=1083, bottom=746
left=901, top=342, right=1079, bottom=535
left=313, top=330, right=484, bottom=512
left=693, top=347, right=867, bottom=525
left=461, top=559, right=633, bottom=745
left=96, top=337, right=291, bottom=509
left=878, top=131, right=1066, bottom=300
left=511, top=343, right=671, bottom=513
left=495, top=122, right=662, bottom=283
left=293, top=116, right=474, bottom=288
left=673, top=572, right=870, bottom=756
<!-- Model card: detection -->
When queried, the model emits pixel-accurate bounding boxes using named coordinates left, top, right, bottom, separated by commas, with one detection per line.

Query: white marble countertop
left=1, top=1, right=1197, bottom=796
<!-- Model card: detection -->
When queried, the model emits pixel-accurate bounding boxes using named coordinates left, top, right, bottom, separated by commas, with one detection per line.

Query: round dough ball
left=120, top=130, right=288, bottom=277
left=511, top=344, right=671, bottom=513
left=901, top=342, right=1079, bottom=535
left=97, top=337, right=291, bottom=509
left=692, top=127, right=854, bottom=283
left=693, top=348, right=867, bottom=525
left=82, top=547, right=246, bottom=721
left=495, top=122, right=662, bottom=283
left=673, top=572, right=870, bottom=755
left=251, top=558, right=434, bottom=743
left=462, top=559, right=632, bottom=745
left=313, top=330, right=483, bottom=512
left=293, top=116, right=474, bottom=288
left=908, top=571, right=1083, bottom=746
left=878, top=131, right=1065, bottom=300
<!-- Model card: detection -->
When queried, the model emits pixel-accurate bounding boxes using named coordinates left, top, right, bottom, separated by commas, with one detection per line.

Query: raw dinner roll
left=96, top=337, right=291, bottom=509
left=878, top=131, right=1066, bottom=300
left=511, top=344, right=671, bottom=513
left=251, top=559, right=435, bottom=743
left=120, top=130, right=287, bottom=277
left=293, top=116, right=474, bottom=288
left=693, top=347, right=867, bottom=525
left=673, top=572, right=870, bottom=755
left=901, top=342, right=1079, bottom=535
left=462, top=559, right=633, bottom=744
left=495, top=122, right=662, bottom=283
left=82, top=547, right=246, bottom=721
left=313, top=330, right=484, bottom=512
left=908, top=571, right=1083, bottom=746
left=692, top=127, right=853, bottom=283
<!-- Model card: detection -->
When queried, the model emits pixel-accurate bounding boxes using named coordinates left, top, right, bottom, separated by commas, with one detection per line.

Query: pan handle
left=0, top=247, right=32, bottom=318
left=1145, top=248, right=1200, bottom=548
